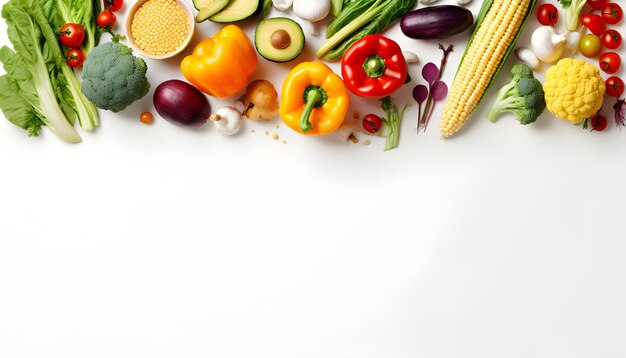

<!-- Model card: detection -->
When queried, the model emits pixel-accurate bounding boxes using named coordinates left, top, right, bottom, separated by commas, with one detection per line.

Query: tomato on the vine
left=599, top=52, right=621, bottom=73
left=105, top=0, right=123, bottom=12
left=537, top=4, right=559, bottom=27
left=602, top=29, right=622, bottom=49
left=582, top=13, right=606, bottom=35
left=602, top=3, right=623, bottom=25
left=58, top=23, right=85, bottom=48
left=588, top=0, right=609, bottom=10
left=362, top=114, right=382, bottom=134
left=66, top=48, right=85, bottom=68
left=590, top=115, right=608, bottom=132
left=606, top=76, right=624, bottom=97
left=97, top=10, right=116, bottom=28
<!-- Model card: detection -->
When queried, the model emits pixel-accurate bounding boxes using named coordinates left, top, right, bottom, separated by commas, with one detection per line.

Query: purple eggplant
left=400, top=5, right=474, bottom=40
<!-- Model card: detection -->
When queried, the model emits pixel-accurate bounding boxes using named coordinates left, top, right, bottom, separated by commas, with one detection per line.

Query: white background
left=1, top=0, right=626, bottom=356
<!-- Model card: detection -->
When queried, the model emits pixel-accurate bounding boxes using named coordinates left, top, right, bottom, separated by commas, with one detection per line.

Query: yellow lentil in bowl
left=129, top=0, right=192, bottom=57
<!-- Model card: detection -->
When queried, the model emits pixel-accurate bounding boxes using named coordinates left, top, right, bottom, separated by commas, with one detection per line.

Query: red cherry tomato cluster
left=58, top=23, right=86, bottom=67
left=97, top=0, right=124, bottom=29
left=579, top=2, right=622, bottom=74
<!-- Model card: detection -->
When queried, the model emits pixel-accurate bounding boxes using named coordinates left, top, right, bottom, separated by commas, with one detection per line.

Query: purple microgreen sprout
left=419, top=44, right=454, bottom=132
left=421, top=81, right=448, bottom=130
left=413, top=85, right=429, bottom=129
left=614, top=98, right=626, bottom=130
left=422, top=63, right=439, bottom=86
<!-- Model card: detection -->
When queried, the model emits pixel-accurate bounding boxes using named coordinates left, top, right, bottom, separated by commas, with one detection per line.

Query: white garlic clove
left=403, top=51, right=419, bottom=64
left=273, top=0, right=293, bottom=11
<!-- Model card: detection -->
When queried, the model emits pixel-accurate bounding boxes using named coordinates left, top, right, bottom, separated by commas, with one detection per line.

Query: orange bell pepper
left=181, top=25, right=257, bottom=98
left=279, top=61, right=350, bottom=136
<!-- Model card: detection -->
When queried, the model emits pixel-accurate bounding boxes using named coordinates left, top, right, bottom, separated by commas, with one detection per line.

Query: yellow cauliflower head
left=543, top=58, right=606, bottom=124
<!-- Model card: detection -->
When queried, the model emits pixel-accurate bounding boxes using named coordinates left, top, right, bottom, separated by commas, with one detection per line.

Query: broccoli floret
left=485, top=64, right=546, bottom=125
left=81, top=36, right=150, bottom=113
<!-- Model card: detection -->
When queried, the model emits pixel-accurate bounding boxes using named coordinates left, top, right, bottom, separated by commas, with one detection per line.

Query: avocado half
left=255, top=18, right=305, bottom=63
left=210, top=0, right=259, bottom=23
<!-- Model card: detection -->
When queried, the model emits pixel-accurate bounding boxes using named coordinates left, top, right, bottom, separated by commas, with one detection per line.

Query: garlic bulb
left=531, top=26, right=567, bottom=63
left=211, top=107, right=243, bottom=136
left=456, top=0, right=472, bottom=5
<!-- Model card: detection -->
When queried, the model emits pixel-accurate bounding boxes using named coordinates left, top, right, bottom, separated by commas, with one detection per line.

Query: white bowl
left=125, top=0, right=195, bottom=60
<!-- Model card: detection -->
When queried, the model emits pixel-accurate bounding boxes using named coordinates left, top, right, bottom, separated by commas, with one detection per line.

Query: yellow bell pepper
left=181, top=25, right=257, bottom=98
left=280, top=61, right=350, bottom=136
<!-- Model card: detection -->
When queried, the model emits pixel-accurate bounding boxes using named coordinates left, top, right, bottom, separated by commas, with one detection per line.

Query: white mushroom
left=273, top=0, right=293, bottom=11
left=293, top=0, right=331, bottom=35
left=211, top=107, right=243, bottom=136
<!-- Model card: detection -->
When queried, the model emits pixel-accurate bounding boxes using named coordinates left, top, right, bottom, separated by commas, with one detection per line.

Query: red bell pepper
left=341, top=35, right=408, bottom=98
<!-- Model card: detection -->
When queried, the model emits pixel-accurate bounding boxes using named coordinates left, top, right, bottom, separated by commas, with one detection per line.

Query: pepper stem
left=300, top=89, right=321, bottom=133
left=363, top=55, right=386, bottom=78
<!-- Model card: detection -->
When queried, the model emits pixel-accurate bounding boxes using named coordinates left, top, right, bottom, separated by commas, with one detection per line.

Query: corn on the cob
left=440, top=0, right=537, bottom=138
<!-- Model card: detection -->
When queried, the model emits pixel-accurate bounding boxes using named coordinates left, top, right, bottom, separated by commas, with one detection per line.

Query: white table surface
left=1, top=0, right=626, bottom=356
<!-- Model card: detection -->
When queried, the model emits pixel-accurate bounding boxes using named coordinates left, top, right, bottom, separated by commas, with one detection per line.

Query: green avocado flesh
left=255, top=18, right=304, bottom=63
left=195, top=0, right=229, bottom=22
left=210, top=0, right=259, bottom=23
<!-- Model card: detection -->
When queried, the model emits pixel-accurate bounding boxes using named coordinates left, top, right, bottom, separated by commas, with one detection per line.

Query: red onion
left=153, top=80, right=211, bottom=128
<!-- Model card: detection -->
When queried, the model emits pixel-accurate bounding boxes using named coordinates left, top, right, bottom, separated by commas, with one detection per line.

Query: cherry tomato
left=602, top=3, right=623, bottom=25
left=97, top=10, right=116, bottom=28
left=139, top=111, right=154, bottom=124
left=602, top=29, right=622, bottom=49
left=580, top=34, right=603, bottom=57
left=582, top=13, right=606, bottom=35
left=66, top=48, right=85, bottom=68
left=105, top=0, right=123, bottom=12
left=58, top=23, right=85, bottom=48
left=599, top=52, right=621, bottom=73
left=537, top=4, right=559, bottom=26
left=590, top=115, right=608, bottom=132
left=362, top=114, right=382, bottom=134
left=605, top=76, right=624, bottom=97
left=588, top=0, right=609, bottom=10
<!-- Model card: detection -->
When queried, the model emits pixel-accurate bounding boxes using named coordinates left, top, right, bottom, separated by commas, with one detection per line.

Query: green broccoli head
left=485, top=64, right=546, bottom=126
left=510, top=63, right=534, bottom=80
left=81, top=39, right=150, bottom=113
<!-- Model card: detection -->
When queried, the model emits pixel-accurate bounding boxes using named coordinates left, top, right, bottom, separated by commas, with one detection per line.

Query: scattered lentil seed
left=131, top=0, right=190, bottom=56
left=353, top=112, right=360, bottom=119
left=283, top=140, right=287, bottom=144
left=264, top=131, right=269, bottom=136
left=272, top=133, right=279, bottom=140
left=363, top=140, right=371, bottom=146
